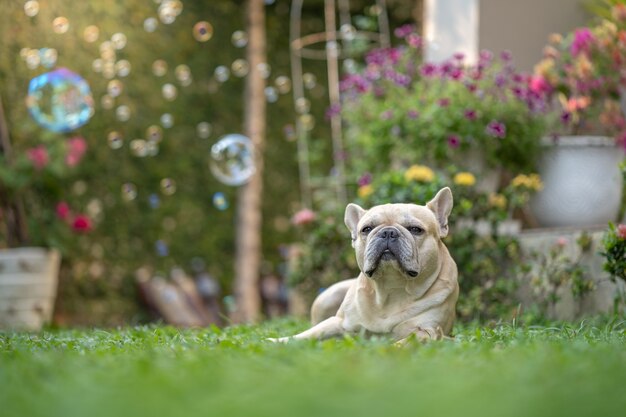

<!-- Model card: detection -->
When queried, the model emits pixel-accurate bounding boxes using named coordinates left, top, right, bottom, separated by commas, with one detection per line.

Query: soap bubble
left=84, top=26, right=100, bottom=43
left=275, top=76, right=291, bottom=94
left=231, top=59, right=249, bottom=78
left=146, top=125, right=163, bottom=143
left=24, top=1, right=39, bottom=17
left=53, top=17, right=70, bottom=34
left=146, top=140, right=159, bottom=156
left=116, top=105, right=131, bottom=122
left=149, top=193, right=161, bottom=209
left=231, top=30, right=248, bottom=48
left=303, top=73, right=317, bottom=89
left=99, top=41, right=116, bottom=61
left=264, top=87, right=278, bottom=103
left=299, top=114, right=315, bottom=131
left=343, top=59, right=357, bottom=74
left=26, top=68, right=94, bottom=133
left=39, top=48, right=58, bottom=69
left=162, top=83, right=177, bottom=101
left=196, top=122, right=212, bottom=139
left=175, top=64, right=191, bottom=84
left=101, top=94, right=114, bottom=109
left=212, top=192, right=229, bottom=210
left=102, top=62, right=116, bottom=79
left=111, top=33, right=127, bottom=50
left=107, top=79, right=123, bottom=97
left=92, top=59, right=103, bottom=73
left=130, top=139, right=148, bottom=157
left=116, top=60, right=131, bottom=77
left=158, top=3, right=178, bottom=24
left=160, top=113, right=174, bottom=128
left=295, top=97, right=310, bottom=114
left=152, top=60, right=168, bottom=77
left=214, top=66, right=230, bottom=83
left=25, top=50, right=40, bottom=69
left=340, top=24, right=357, bottom=41
left=257, top=62, right=271, bottom=79
left=160, top=178, right=177, bottom=195
left=210, top=134, right=255, bottom=186
left=108, top=131, right=124, bottom=149
left=193, top=21, right=213, bottom=42
left=121, top=183, right=137, bottom=201
left=144, top=17, right=158, bottom=32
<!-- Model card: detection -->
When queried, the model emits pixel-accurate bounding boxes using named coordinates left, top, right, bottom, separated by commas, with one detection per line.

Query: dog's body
left=274, top=188, right=459, bottom=343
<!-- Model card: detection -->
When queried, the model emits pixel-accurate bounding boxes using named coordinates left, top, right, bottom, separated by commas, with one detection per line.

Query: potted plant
left=340, top=25, right=547, bottom=191
left=0, top=97, right=93, bottom=331
left=530, top=5, right=626, bottom=227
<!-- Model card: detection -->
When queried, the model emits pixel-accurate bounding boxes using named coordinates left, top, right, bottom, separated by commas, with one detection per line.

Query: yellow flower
left=512, top=174, right=543, bottom=191
left=453, top=172, right=476, bottom=187
left=357, top=184, right=374, bottom=199
left=404, top=165, right=435, bottom=183
left=488, top=193, right=507, bottom=210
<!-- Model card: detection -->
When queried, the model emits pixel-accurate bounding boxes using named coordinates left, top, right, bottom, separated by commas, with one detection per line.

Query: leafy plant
left=340, top=26, right=547, bottom=175
left=601, top=222, right=626, bottom=282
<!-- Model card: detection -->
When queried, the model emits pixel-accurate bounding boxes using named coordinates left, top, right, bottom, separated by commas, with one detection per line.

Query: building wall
left=479, top=0, right=589, bottom=72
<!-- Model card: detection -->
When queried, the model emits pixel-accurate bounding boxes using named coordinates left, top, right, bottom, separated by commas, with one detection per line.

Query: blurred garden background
left=0, top=0, right=625, bottom=331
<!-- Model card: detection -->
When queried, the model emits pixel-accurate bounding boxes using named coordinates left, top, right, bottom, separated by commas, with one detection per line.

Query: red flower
left=56, top=202, right=71, bottom=220
left=617, top=224, right=626, bottom=240
left=27, top=146, right=49, bottom=170
left=66, top=136, right=88, bottom=167
left=72, top=215, right=92, bottom=233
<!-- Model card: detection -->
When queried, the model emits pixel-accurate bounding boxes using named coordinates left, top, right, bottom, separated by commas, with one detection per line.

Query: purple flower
left=407, top=109, right=420, bottom=119
left=447, top=134, right=461, bottom=148
left=339, top=74, right=370, bottom=93
left=325, top=103, right=341, bottom=120
left=570, top=28, right=595, bottom=56
left=500, top=50, right=513, bottom=62
left=560, top=111, right=572, bottom=125
left=420, top=63, right=438, bottom=77
left=486, top=120, right=506, bottom=138
left=453, top=52, right=465, bottom=61
left=358, top=172, right=372, bottom=187
left=394, top=24, right=415, bottom=38
left=438, top=98, right=450, bottom=107
left=511, top=86, right=526, bottom=99
left=465, top=83, right=477, bottom=92
left=495, top=73, right=507, bottom=88
left=512, top=73, right=526, bottom=83
left=479, top=50, right=493, bottom=63
left=407, top=34, right=422, bottom=48
left=464, top=109, right=477, bottom=120
left=450, top=68, right=463, bottom=80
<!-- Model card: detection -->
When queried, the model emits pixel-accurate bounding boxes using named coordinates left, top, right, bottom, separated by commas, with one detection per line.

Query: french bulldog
left=272, top=187, right=459, bottom=343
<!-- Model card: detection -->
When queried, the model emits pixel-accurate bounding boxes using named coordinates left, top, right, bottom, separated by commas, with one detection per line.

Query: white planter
left=0, top=248, right=60, bottom=331
left=530, top=136, right=624, bottom=228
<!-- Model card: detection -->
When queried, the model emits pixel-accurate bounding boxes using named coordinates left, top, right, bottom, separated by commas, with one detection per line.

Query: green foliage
left=601, top=222, right=626, bottom=282
left=2, top=321, right=626, bottom=417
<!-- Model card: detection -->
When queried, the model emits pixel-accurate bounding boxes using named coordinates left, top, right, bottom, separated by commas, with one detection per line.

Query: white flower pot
left=0, top=248, right=60, bottom=331
left=530, top=136, right=624, bottom=228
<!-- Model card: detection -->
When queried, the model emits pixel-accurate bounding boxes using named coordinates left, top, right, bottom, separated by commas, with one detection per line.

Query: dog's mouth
left=364, top=247, right=419, bottom=278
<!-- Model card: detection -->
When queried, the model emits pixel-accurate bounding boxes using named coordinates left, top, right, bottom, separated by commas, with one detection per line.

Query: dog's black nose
left=378, top=227, right=399, bottom=240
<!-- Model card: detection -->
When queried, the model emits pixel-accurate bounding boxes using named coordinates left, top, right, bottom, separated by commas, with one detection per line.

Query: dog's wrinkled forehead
left=361, top=203, right=438, bottom=230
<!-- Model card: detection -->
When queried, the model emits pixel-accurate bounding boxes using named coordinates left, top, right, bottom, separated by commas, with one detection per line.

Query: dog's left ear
left=345, top=203, right=366, bottom=241
left=426, top=187, right=453, bottom=238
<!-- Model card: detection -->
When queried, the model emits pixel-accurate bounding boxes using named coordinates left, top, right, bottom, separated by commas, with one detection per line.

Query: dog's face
left=345, top=188, right=453, bottom=281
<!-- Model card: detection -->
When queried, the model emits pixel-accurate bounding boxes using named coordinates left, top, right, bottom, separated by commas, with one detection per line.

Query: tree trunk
left=233, top=0, right=266, bottom=323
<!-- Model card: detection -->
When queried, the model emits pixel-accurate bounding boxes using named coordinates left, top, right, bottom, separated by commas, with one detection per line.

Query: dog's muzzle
left=363, top=226, right=419, bottom=278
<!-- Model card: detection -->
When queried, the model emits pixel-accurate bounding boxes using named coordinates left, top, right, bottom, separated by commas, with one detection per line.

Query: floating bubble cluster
left=26, top=68, right=94, bottom=133
left=52, top=16, right=69, bottom=34
left=231, top=30, right=248, bottom=48
left=193, top=21, right=213, bottom=42
left=108, top=131, right=124, bottom=149
left=146, top=125, right=163, bottom=143
left=212, top=192, right=229, bottom=210
left=121, top=183, right=137, bottom=201
left=84, top=25, right=100, bottom=43
left=231, top=59, right=249, bottom=78
left=160, top=178, right=177, bottom=195
left=210, top=134, right=255, bottom=186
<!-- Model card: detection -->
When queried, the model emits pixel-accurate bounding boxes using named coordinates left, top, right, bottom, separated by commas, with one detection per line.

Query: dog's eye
left=408, top=226, right=424, bottom=235
left=361, top=226, right=373, bottom=234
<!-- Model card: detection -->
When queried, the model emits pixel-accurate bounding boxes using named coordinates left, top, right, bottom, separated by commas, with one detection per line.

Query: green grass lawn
left=1, top=319, right=625, bottom=417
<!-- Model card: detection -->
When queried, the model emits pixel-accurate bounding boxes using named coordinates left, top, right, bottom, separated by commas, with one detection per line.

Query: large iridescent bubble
left=26, top=68, right=94, bottom=133
left=210, top=134, right=255, bottom=186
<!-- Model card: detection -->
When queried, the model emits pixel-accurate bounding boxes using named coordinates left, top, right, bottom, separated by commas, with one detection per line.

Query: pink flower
left=358, top=173, right=372, bottom=187
left=529, top=75, right=552, bottom=95
left=27, top=146, right=49, bottom=170
left=617, top=224, right=626, bottom=240
left=65, top=136, right=88, bottom=167
left=486, top=120, right=506, bottom=138
left=556, top=237, right=569, bottom=247
left=464, top=109, right=477, bottom=120
left=394, top=24, right=415, bottom=39
left=420, top=63, right=438, bottom=77
left=570, top=28, right=595, bottom=56
left=447, top=135, right=460, bottom=148
left=72, top=215, right=92, bottom=233
left=407, top=34, right=422, bottom=48
left=438, top=98, right=450, bottom=107
left=56, top=202, right=71, bottom=220
left=292, top=209, right=316, bottom=226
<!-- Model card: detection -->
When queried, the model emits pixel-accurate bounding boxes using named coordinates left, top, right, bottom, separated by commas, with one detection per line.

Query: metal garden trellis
left=289, top=0, right=391, bottom=209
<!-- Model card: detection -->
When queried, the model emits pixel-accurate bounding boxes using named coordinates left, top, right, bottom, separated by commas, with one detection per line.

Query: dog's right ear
left=345, top=203, right=366, bottom=241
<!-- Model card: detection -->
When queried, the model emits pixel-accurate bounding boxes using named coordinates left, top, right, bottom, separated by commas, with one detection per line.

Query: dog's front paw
left=266, top=337, right=291, bottom=343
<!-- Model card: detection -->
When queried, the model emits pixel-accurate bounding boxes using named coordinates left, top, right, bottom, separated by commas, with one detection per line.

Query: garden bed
left=1, top=319, right=625, bottom=417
